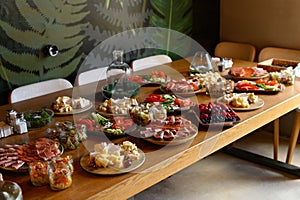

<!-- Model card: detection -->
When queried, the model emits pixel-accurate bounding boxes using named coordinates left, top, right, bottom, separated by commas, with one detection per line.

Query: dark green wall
left=0, top=0, right=220, bottom=105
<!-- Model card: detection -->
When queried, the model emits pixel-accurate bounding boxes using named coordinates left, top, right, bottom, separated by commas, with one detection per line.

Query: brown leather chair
left=258, top=46, right=300, bottom=163
left=214, top=41, right=256, bottom=61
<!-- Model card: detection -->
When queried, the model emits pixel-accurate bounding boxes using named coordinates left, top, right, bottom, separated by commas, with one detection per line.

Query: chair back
left=10, top=78, right=73, bottom=103
left=214, top=41, right=256, bottom=61
left=131, top=55, right=172, bottom=71
left=258, top=47, right=300, bottom=62
left=77, top=67, right=108, bottom=86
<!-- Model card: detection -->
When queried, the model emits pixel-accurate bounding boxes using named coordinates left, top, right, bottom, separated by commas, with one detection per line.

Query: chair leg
left=274, top=118, right=280, bottom=161
left=286, top=110, right=300, bottom=164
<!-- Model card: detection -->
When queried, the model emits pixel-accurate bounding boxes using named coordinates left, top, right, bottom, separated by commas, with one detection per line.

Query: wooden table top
left=1, top=58, right=300, bottom=200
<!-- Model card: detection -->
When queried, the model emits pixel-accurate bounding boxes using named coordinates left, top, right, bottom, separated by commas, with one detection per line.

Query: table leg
left=222, top=145, right=300, bottom=177
left=274, top=118, right=280, bottom=160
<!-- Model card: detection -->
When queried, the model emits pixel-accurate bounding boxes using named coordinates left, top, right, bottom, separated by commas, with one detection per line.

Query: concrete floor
left=133, top=131, right=300, bottom=200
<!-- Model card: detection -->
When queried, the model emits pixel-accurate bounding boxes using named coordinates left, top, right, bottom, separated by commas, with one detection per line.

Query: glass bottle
left=105, top=50, right=133, bottom=98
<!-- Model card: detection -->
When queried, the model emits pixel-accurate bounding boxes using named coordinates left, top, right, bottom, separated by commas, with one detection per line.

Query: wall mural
left=0, top=0, right=193, bottom=104
left=0, top=0, right=89, bottom=87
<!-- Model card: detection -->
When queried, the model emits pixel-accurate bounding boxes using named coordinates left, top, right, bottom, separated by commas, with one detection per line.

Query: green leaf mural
left=0, top=0, right=90, bottom=86
left=148, top=0, right=193, bottom=59
left=82, top=0, right=150, bottom=65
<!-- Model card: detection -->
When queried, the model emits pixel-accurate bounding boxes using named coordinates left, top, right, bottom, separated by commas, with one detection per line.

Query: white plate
left=54, top=101, right=93, bottom=115
left=160, top=85, right=206, bottom=96
left=80, top=149, right=145, bottom=175
left=217, top=94, right=264, bottom=111
left=141, top=124, right=198, bottom=146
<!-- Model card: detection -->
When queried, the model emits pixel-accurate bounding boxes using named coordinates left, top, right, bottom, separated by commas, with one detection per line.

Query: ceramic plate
left=80, top=149, right=145, bottom=175
left=54, top=101, right=93, bottom=115
left=216, top=95, right=265, bottom=111
left=142, top=125, right=198, bottom=146
left=0, top=145, right=63, bottom=172
left=160, top=85, right=206, bottom=96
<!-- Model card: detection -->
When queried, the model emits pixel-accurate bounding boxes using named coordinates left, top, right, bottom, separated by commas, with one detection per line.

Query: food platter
left=160, top=85, right=206, bottom=96
left=80, top=149, right=145, bottom=175
left=227, top=67, right=270, bottom=80
left=228, top=73, right=269, bottom=80
left=142, top=130, right=197, bottom=146
left=198, top=102, right=241, bottom=127
left=216, top=95, right=265, bottom=111
left=0, top=144, right=64, bottom=172
left=0, top=164, right=29, bottom=173
left=133, top=75, right=170, bottom=86
left=54, top=102, right=93, bottom=115
left=234, top=80, right=284, bottom=94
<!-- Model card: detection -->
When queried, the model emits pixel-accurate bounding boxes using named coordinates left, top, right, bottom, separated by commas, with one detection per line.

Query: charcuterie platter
left=139, top=116, right=198, bottom=146
left=228, top=67, right=269, bottom=80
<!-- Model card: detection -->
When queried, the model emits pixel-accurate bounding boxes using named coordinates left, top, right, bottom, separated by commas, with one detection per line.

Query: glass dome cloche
left=103, top=50, right=140, bottom=99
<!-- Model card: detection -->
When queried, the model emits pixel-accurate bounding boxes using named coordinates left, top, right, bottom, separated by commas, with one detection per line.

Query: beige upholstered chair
left=77, top=67, right=108, bottom=86
left=258, top=47, right=300, bottom=163
left=10, top=78, right=73, bottom=103
left=131, top=55, right=172, bottom=71
left=214, top=41, right=256, bottom=61
left=258, top=47, right=300, bottom=62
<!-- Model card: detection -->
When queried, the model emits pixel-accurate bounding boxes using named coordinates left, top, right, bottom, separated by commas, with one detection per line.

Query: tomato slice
left=144, top=94, right=165, bottom=102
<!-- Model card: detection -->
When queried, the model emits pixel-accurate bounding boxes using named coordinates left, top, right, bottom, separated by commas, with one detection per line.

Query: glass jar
left=149, top=102, right=167, bottom=121
left=48, top=159, right=72, bottom=191
left=29, top=161, right=49, bottom=186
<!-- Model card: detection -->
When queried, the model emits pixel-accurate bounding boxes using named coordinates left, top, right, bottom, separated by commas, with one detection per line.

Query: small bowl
left=0, top=180, right=23, bottom=200
left=102, top=82, right=140, bottom=99
left=25, top=108, right=54, bottom=129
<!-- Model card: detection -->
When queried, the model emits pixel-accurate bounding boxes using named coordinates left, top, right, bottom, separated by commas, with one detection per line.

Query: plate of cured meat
left=139, top=116, right=198, bottom=146
left=0, top=138, right=63, bottom=172
left=160, top=79, right=206, bottom=96
left=228, top=67, right=269, bottom=80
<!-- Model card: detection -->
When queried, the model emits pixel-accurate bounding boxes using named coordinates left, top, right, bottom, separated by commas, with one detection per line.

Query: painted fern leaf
left=149, top=0, right=193, bottom=59
left=15, top=0, right=46, bottom=33
left=0, top=0, right=89, bottom=86
left=45, top=56, right=83, bottom=79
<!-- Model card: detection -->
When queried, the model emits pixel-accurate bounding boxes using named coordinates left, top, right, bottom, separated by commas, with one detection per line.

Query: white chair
left=131, top=55, right=172, bottom=71
left=214, top=41, right=256, bottom=61
left=10, top=78, right=73, bottom=103
left=77, top=67, right=108, bottom=86
left=258, top=47, right=300, bottom=163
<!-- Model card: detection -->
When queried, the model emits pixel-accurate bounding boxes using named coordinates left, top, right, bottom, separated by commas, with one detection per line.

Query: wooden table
left=1, top=58, right=300, bottom=200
